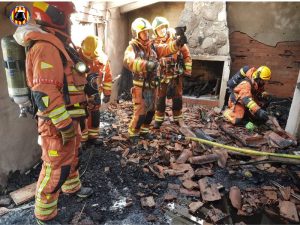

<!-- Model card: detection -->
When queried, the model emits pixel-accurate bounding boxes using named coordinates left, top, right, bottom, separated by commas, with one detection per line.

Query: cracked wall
left=227, top=2, right=300, bottom=97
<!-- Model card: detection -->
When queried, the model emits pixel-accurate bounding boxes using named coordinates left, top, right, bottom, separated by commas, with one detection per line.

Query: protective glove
left=103, top=95, right=110, bottom=103
left=255, top=109, right=269, bottom=121
left=176, top=35, right=188, bottom=47
left=146, top=61, right=159, bottom=73
left=60, top=123, right=76, bottom=145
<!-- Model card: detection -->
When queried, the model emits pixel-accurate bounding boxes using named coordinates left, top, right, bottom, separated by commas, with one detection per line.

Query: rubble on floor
left=105, top=100, right=300, bottom=224
left=1, top=99, right=299, bottom=224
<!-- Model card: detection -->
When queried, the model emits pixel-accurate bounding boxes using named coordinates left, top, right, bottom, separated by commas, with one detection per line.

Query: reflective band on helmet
left=33, top=2, right=49, bottom=12
left=48, top=150, right=59, bottom=157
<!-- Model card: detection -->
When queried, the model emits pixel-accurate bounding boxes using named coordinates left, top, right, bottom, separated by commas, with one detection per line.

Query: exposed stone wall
left=178, top=2, right=230, bottom=56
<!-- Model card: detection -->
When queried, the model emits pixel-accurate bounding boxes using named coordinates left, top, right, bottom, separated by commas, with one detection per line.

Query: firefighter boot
left=140, top=132, right=155, bottom=141
left=129, top=136, right=139, bottom=145
left=75, top=187, right=94, bottom=198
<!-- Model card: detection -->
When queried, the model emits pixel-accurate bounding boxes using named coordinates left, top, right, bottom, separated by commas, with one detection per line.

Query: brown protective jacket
left=25, top=29, right=87, bottom=130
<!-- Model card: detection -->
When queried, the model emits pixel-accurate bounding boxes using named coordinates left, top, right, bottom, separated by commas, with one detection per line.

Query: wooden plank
left=9, top=182, right=36, bottom=205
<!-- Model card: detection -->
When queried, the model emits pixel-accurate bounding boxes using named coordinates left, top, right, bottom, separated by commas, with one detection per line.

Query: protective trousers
left=35, top=119, right=82, bottom=221
left=128, top=86, right=156, bottom=137
left=155, top=76, right=183, bottom=125
left=81, top=105, right=100, bottom=142
left=223, top=98, right=245, bottom=125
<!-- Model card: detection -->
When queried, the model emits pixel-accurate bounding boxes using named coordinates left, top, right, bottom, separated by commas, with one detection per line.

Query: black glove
left=176, top=35, right=188, bottom=47
left=255, top=109, right=269, bottom=121
left=103, top=95, right=110, bottom=103
left=146, top=61, right=158, bottom=73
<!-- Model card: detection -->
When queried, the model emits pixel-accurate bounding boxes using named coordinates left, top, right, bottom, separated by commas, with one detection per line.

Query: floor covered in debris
left=0, top=99, right=300, bottom=225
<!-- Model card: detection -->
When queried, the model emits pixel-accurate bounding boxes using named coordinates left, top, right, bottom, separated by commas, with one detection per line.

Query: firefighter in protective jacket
left=223, top=66, right=271, bottom=125
left=13, top=2, right=93, bottom=223
left=152, top=17, right=192, bottom=128
left=123, top=17, right=186, bottom=143
left=79, top=35, right=112, bottom=146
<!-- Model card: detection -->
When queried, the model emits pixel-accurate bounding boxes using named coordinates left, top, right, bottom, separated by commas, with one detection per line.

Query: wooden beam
left=10, top=182, right=36, bottom=205
left=119, top=0, right=160, bottom=13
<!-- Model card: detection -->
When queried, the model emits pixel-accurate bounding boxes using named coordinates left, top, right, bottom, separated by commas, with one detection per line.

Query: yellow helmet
left=81, top=35, right=101, bottom=60
left=253, top=66, right=271, bottom=80
left=152, top=16, right=169, bottom=36
left=131, top=18, right=152, bottom=39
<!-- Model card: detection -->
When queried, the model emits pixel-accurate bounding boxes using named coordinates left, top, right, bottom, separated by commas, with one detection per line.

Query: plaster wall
left=0, top=2, right=40, bottom=188
left=227, top=2, right=300, bottom=46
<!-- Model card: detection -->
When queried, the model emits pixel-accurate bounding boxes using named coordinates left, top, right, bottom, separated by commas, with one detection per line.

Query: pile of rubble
left=104, top=100, right=300, bottom=224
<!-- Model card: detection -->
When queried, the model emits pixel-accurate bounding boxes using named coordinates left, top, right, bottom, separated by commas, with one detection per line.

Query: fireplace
left=182, top=55, right=230, bottom=108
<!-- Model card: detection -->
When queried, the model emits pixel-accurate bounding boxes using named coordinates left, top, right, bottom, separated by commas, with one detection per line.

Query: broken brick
left=189, top=154, right=219, bottom=165
left=279, top=186, right=291, bottom=201
left=229, top=186, right=242, bottom=210
left=189, top=201, right=204, bottom=213
left=194, top=168, right=214, bottom=177
left=279, top=201, right=299, bottom=222
left=141, top=196, right=156, bottom=208
left=168, top=183, right=180, bottom=190
left=170, top=163, right=193, bottom=173
left=182, top=180, right=198, bottom=190
left=179, top=188, right=200, bottom=197
left=199, top=177, right=221, bottom=202
left=264, top=190, right=278, bottom=201
left=207, top=206, right=228, bottom=223
left=176, top=149, right=193, bottom=164
left=164, top=193, right=177, bottom=201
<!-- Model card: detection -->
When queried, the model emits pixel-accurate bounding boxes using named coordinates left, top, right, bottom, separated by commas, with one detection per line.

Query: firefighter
left=123, top=17, right=186, bottom=144
left=13, top=2, right=93, bottom=223
left=152, top=17, right=192, bottom=128
left=223, top=66, right=272, bottom=125
left=79, top=35, right=112, bottom=147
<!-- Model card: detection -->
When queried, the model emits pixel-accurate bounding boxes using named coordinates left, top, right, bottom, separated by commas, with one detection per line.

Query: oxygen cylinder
left=1, top=35, right=31, bottom=117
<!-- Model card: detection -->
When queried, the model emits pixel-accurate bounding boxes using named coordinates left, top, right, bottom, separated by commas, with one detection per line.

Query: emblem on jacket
left=10, top=5, right=31, bottom=26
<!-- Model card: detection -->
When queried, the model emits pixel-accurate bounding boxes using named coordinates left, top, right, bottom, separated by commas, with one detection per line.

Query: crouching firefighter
left=151, top=17, right=192, bottom=128
left=13, top=2, right=93, bottom=223
left=223, top=65, right=272, bottom=125
left=123, top=17, right=187, bottom=144
left=79, top=35, right=113, bottom=147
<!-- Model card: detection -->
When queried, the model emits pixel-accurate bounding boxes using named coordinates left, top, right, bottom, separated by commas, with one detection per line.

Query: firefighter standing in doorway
left=223, top=66, right=272, bottom=125
left=13, top=2, right=93, bottom=223
left=123, top=17, right=187, bottom=144
left=152, top=17, right=192, bottom=128
left=79, top=35, right=112, bottom=147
